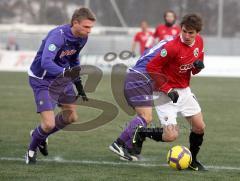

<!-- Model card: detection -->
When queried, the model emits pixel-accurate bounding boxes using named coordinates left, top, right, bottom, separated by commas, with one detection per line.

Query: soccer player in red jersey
left=154, top=10, right=180, bottom=42
left=131, top=21, right=154, bottom=56
left=132, top=14, right=206, bottom=171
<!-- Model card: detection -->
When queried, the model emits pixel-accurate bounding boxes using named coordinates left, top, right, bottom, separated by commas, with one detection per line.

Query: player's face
left=165, top=12, right=175, bottom=24
left=181, top=26, right=198, bottom=45
left=141, top=21, right=148, bottom=32
left=72, top=19, right=95, bottom=37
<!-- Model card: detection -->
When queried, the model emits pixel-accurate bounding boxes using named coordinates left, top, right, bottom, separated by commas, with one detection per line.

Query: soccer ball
left=167, top=145, right=192, bottom=170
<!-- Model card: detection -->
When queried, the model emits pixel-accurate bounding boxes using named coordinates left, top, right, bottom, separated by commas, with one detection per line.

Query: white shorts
left=153, top=87, right=201, bottom=126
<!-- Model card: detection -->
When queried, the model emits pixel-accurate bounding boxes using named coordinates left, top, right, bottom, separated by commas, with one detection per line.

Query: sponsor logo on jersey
left=179, top=63, right=194, bottom=73
left=60, top=49, right=77, bottom=58
left=193, top=48, right=199, bottom=57
left=48, top=44, right=56, bottom=51
left=160, top=48, right=167, bottom=57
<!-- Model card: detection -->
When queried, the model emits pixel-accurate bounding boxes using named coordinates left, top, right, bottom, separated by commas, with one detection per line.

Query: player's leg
left=60, top=103, right=78, bottom=124
left=33, top=103, right=78, bottom=160
left=109, top=107, right=151, bottom=161
left=133, top=91, right=179, bottom=145
left=120, top=106, right=152, bottom=149
left=26, top=110, right=55, bottom=164
left=46, top=82, right=78, bottom=135
left=181, top=92, right=206, bottom=171
left=186, top=112, right=206, bottom=171
left=133, top=114, right=179, bottom=144
left=26, top=77, right=56, bottom=164
left=109, top=71, right=153, bottom=160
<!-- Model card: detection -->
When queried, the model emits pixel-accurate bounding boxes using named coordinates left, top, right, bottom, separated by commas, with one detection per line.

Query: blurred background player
left=131, top=21, right=154, bottom=56
left=146, top=10, right=180, bottom=47
left=133, top=14, right=206, bottom=171
left=6, top=35, right=19, bottom=51
left=25, top=7, right=96, bottom=164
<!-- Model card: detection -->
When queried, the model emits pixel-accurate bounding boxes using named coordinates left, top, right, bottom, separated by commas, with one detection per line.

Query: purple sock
left=125, top=139, right=133, bottom=149
left=29, top=126, right=48, bottom=151
left=119, top=116, right=147, bottom=148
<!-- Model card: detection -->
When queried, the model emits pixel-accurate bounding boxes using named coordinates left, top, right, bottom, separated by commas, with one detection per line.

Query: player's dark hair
left=71, top=7, right=96, bottom=26
left=180, top=14, right=203, bottom=32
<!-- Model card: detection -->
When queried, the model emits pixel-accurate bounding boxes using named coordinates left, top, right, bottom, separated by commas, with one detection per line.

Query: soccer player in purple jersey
left=109, top=38, right=172, bottom=161
left=25, top=8, right=96, bottom=164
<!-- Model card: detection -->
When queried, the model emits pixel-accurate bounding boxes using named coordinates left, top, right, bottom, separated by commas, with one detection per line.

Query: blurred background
left=0, top=0, right=240, bottom=54
left=0, top=0, right=239, bottom=76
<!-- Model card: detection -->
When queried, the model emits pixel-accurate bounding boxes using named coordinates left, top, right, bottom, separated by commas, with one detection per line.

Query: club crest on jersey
left=48, top=44, right=56, bottom=51
left=160, top=49, right=167, bottom=57
left=193, top=48, right=199, bottom=57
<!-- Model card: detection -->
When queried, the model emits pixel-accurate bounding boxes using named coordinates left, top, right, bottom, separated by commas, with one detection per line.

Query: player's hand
left=78, top=91, right=89, bottom=101
left=74, top=80, right=89, bottom=101
left=63, top=66, right=81, bottom=79
left=167, top=90, right=179, bottom=103
left=193, top=60, right=205, bottom=70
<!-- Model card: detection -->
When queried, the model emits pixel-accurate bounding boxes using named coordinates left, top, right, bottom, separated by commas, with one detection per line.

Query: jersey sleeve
left=146, top=44, right=176, bottom=93
left=41, top=33, right=65, bottom=76
left=192, top=37, right=204, bottom=75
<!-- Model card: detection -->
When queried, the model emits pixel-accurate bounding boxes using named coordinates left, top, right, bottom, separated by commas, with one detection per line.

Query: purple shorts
left=124, top=70, right=153, bottom=108
left=29, top=76, right=77, bottom=113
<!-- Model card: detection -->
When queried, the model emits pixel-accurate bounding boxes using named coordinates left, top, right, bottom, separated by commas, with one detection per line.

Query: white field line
left=0, top=157, right=240, bottom=171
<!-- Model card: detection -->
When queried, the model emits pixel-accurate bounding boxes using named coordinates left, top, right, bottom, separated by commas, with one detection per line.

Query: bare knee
left=135, top=107, right=152, bottom=124
left=192, top=125, right=205, bottom=134
left=162, top=125, right=179, bottom=142
left=62, top=110, right=78, bottom=124
left=187, top=113, right=205, bottom=134
left=40, top=111, right=55, bottom=132
left=163, top=132, right=178, bottom=142
left=192, top=122, right=205, bottom=134
left=41, top=120, right=55, bottom=132
left=140, top=114, right=152, bottom=124
left=69, top=112, right=78, bottom=123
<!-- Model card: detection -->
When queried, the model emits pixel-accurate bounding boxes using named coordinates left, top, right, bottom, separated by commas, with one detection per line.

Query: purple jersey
left=132, top=38, right=171, bottom=73
left=28, top=24, right=88, bottom=79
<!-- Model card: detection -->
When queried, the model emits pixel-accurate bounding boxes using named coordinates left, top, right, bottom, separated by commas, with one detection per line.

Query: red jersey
left=154, top=24, right=180, bottom=42
left=146, top=34, right=204, bottom=93
left=134, top=31, right=153, bottom=54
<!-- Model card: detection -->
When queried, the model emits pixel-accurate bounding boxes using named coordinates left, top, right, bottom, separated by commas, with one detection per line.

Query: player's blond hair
left=71, top=7, right=96, bottom=26
left=180, top=14, right=203, bottom=32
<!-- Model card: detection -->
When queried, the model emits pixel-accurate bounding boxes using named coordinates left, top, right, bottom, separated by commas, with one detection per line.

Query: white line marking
left=0, top=157, right=240, bottom=171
